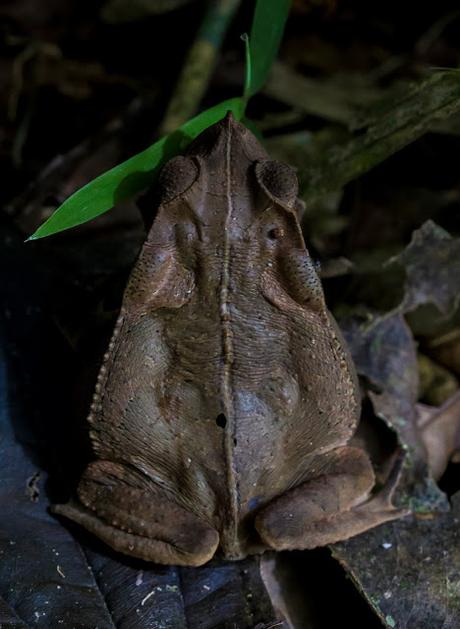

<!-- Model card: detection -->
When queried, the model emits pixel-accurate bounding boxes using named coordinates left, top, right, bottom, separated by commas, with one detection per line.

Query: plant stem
left=159, top=0, right=242, bottom=135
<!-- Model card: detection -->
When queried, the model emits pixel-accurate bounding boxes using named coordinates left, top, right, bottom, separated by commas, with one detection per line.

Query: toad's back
left=87, top=114, right=359, bottom=559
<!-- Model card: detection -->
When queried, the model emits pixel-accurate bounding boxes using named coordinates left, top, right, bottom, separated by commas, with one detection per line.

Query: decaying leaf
left=427, top=328, right=460, bottom=376
left=331, top=221, right=460, bottom=627
left=0, top=596, right=28, bottom=628
left=418, top=352, right=458, bottom=406
left=388, top=219, right=460, bottom=316
left=417, top=392, right=460, bottom=482
left=332, top=493, right=460, bottom=629
left=342, top=312, right=423, bottom=455
left=340, top=310, right=450, bottom=513
left=0, top=355, right=117, bottom=627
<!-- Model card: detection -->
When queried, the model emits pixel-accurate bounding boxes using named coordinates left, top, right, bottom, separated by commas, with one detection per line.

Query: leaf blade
left=241, top=32, right=252, bottom=103
left=247, top=0, right=291, bottom=97
left=28, top=97, right=244, bottom=240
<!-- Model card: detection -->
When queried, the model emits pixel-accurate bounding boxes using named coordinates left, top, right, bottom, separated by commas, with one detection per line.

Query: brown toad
left=54, top=113, right=407, bottom=565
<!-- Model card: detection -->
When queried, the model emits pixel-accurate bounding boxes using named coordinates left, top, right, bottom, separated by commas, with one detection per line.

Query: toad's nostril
left=268, top=227, right=284, bottom=240
left=216, top=413, right=227, bottom=428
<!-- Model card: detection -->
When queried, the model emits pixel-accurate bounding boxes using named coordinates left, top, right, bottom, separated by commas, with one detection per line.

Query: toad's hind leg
left=255, top=446, right=408, bottom=551
left=52, top=460, right=219, bottom=566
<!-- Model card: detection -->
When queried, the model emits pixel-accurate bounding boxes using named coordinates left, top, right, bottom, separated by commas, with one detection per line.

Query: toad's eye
left=267, top=227, right=285, bottom=240
left=158, top=155, right=199, bottom=204
left=255, top=160, right=298, bottom=207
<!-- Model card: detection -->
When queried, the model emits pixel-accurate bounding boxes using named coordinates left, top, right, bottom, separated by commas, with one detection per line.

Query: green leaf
left=28, top=97, right=244, bottom=240
left=246, top=0, right=291, bottom=98
left=241, top=33, right=252, bottom=103
left=28, top=0, right=292, bottom=240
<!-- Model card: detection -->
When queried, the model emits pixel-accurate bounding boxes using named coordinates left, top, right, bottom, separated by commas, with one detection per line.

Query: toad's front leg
left=255, top=446, right=408, bottom=551
left=52, top=460, right=219, bottom=566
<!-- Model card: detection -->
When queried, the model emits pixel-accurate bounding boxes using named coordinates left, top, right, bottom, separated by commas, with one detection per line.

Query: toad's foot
left=52, top=460, right=219, bottom=566
left=255, top=447, right=409, bottom=551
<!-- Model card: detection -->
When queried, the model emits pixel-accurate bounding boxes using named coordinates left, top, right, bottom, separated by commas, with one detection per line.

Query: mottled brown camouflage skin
left=54, top=114, right=406, bottom=566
